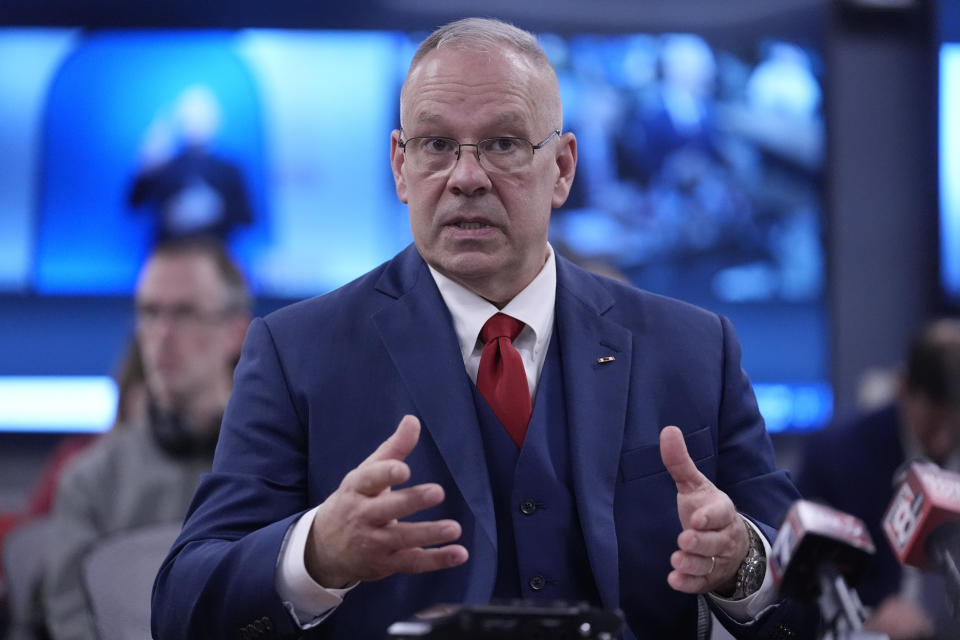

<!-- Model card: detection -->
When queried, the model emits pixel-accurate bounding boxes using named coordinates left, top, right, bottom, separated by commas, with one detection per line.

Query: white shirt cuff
left=707, top=517, right=777, bottom=621
left=275, top=506, right=357, bottom=629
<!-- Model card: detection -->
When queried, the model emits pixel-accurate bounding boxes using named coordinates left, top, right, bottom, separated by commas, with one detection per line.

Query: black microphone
left=882, top=461, right=960, bottom=620
left=771, top=500, right=887, bottom=640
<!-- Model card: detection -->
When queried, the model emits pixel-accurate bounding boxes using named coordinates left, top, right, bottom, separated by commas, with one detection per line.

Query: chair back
left=2, top=516, right=54, bottom=634
left=81, top=522, right=181, bottom=640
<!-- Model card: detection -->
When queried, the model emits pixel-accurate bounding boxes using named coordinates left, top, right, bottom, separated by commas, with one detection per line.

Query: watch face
left=733, top=526, right=767, bottom=600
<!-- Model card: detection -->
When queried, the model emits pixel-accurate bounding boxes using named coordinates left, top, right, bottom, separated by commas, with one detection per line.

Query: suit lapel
left=371, top=247, right=498, bottom=561
left=555, top=258, right=633, bottom=611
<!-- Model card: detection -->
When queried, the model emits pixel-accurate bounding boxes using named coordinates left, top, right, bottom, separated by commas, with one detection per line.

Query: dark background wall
left=828, top=4, right=940, bottom=421
left=0, top=0, right=946, bottom=506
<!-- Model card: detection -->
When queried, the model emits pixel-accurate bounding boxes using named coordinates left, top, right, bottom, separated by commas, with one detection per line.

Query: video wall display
left=1, top=29, right=413, bottom=297
left=0, top=27, right=830, bottom=431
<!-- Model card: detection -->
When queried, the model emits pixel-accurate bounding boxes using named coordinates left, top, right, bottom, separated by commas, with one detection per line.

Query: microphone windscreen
left=771, top=500, right=875, bottom=599
left=883, top=461, right=960, bottom=571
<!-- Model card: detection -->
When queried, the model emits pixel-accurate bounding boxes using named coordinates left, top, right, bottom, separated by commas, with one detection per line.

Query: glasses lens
left=478, top=138, right=533, bottom=172
left=406, top=137, right=457, bottom=172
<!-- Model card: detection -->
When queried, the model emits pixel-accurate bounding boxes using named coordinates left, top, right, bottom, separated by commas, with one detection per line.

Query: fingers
left=306, top=415, right=469, bottom=587
left=362, top=483, right=446, bottom=525
left=668, top=553, right=737, bottom=594
left=668, top=517, right=752, bottom=595
left=388, top=544, right=469, bottom=575
left=670, top=550, right=716, bottom=577
left=387, top=519, right=462, bottom=551
left=345, top=459, right=411, bottom=497
left=685, top=497, right=737, bottom=532
left=659, top=426, right=707, bottom=494
left=668, top=545, right=729, bottom=594
left=345, top=415, right=422, bottom=497
left=667, top=567, right=711, bottom=594
left=309, top=503, right=467, bottom=587
left=676, top=527, right=734, bottom=558
left=364, top=415, right=421, bottom=465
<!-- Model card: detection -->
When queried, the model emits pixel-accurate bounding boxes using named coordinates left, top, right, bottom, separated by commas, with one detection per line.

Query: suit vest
left=470, top=331, right=601, bottom=603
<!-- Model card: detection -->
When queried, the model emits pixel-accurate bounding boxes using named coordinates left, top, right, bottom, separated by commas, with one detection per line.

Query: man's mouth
left=454, top=221, right=491, bottom=230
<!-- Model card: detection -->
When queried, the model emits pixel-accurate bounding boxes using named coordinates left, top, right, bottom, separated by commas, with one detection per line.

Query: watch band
left=730, top=520, right=766, bottom=600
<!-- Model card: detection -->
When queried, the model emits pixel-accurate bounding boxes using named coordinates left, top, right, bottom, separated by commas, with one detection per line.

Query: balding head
left=400, top=18, right=562, bottom=132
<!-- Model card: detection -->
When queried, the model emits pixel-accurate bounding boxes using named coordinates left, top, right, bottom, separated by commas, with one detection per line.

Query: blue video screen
left=2, top=29, right=413, bottom=297
left=2, top=28, right=825, bottom=300
left=0, top=27, right=830, bottom=431
left=941, top=43, right=960, bottom=306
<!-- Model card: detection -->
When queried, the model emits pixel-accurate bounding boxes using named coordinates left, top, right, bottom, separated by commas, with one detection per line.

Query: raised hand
left=305, top=415, right=469, bottom=588
left=659, top=425, right=749, bottom=594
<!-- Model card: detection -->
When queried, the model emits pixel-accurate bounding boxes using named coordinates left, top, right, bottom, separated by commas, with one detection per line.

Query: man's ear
left=390, top=130, right=409, bottom=204
left=551, top=132, right=577, bottom=209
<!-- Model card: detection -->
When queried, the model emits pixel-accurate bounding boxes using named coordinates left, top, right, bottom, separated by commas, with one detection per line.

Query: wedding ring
left=708, top=556, right=716, bottom=575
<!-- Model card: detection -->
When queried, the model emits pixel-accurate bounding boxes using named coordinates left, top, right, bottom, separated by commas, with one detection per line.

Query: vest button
left=519, top=499, right=537, bottom=515
left=528, top=574, right=546, bottom=591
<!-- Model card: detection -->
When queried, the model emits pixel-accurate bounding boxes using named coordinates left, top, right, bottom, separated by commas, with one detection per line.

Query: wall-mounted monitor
left=939, top=0, right=960, bottom=309
left=940, top=42, right=960, bottom=307
left=0, top=25, right=830, bottom=432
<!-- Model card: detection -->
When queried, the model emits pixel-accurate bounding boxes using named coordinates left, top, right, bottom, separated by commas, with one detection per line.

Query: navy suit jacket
left=152, top=244, right=813, bottom=639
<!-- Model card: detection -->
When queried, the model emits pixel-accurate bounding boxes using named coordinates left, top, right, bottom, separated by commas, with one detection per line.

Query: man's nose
left=447, top=144, right=491, bottom=196
left=146, top=312, right=183, bottom=341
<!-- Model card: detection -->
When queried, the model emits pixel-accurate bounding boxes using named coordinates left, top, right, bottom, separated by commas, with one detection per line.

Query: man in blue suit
left=152, top=18, right=814, bottom=639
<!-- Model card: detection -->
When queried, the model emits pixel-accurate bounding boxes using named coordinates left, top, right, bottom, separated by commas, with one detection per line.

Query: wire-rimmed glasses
left=397, top=129, right=561, bottom=173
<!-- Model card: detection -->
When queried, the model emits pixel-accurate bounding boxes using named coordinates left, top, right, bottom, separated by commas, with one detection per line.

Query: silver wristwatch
left=729, top=521, right=766, bottom=600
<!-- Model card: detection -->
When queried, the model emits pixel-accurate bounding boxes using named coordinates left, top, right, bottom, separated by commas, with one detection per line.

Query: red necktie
left=476, top=313, right=532, bottom=448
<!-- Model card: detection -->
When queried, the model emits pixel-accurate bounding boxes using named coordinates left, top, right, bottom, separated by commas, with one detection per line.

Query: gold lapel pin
left=596, top=356, right=615, bottom=364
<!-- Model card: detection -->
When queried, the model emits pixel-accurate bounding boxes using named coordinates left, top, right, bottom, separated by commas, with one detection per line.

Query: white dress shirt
left=429, top=245, right=557, bottom=401
left=275, top=245, right=775, bottom=627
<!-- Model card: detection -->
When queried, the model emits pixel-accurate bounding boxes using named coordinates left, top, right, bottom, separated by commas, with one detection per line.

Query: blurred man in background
left=797, top=317, right=960, bottom=640
left=42, top=237, right=250, bottom=640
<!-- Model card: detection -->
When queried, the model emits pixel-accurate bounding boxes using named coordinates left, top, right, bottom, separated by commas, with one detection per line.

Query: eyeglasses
left=398, top=129, right=561, bottom=174
left=135, top=303, right=233, bottom=330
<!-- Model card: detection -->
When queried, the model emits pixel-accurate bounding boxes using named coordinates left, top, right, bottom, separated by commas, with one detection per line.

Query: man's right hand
left=305, top=415, right=469, bottom=588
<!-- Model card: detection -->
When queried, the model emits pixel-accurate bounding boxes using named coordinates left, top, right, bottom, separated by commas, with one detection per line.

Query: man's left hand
left=659, top=425, right=749, bottom=594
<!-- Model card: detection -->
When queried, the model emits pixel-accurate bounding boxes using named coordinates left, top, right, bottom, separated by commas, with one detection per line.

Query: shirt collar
left=428, top=245, right=557, bottom=361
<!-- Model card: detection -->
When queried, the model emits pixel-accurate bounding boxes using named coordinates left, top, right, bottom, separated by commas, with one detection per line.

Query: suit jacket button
left=528, top=574, right=546, bottom=591
left=519, top=499, right=537, bottom=515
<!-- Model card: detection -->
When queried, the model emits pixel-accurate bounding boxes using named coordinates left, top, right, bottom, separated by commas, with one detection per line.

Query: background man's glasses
left=398, top=129, right=561, bottom=173
left=136, top=303, right=233, bottom=330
